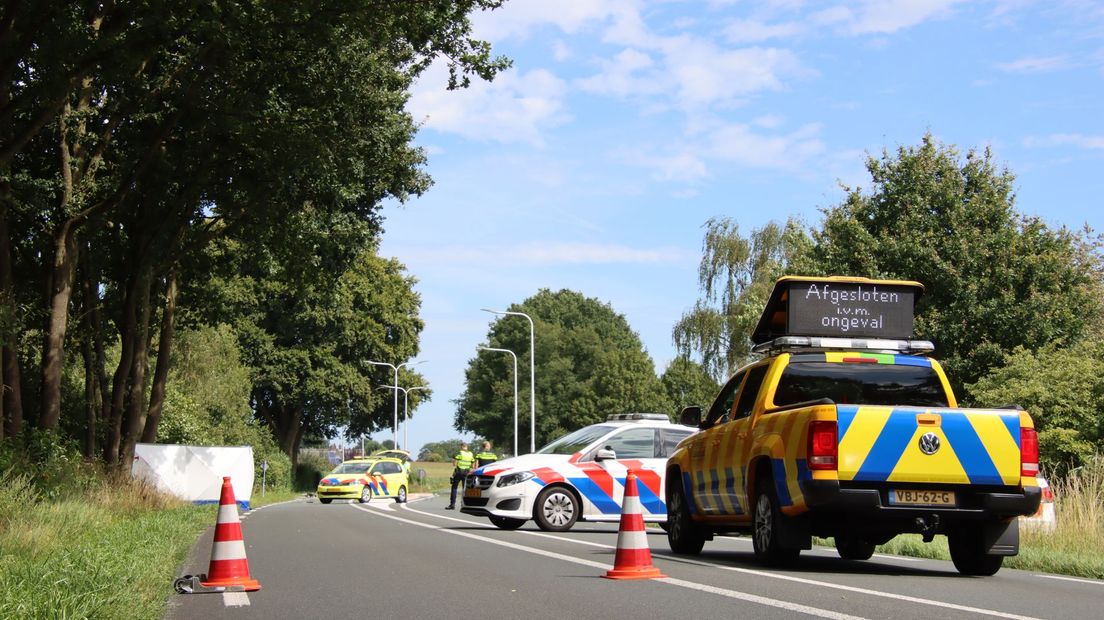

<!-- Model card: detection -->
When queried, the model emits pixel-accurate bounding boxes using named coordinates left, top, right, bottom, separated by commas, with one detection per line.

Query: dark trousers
left=449, top=469, right=470, bottom=506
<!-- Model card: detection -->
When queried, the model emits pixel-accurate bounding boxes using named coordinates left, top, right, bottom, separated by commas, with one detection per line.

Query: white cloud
left=1024, top=134, right=1104, bottom=149
left=626, top=151, right=709, bottom=182
left=408, top=63, right=570, bottom=146
left=724, top=19, right=806, bottom=43
left=579, top=39, right=806, bottom=110
left=471, top=0, right=623, bottom=41
left=844, top=0, right=964, bottom=35
left=997, top=55, right=1073, bottom=74
left=708, top=122, right=826, bottom=169
left=399, top=242, right=695, bottom=267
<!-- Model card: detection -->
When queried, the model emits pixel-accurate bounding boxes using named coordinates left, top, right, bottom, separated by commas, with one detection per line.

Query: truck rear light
left=808, top=421, right=837, bottom=470
left=1020, top=427, right=1039, bottom=476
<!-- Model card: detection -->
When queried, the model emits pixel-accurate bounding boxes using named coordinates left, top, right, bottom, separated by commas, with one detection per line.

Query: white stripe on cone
left=211, top=540, right=248, bottom=561
left=217, top=504, right=239, bottom=524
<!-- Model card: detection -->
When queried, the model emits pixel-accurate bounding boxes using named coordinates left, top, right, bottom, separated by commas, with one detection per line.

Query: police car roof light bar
left=609, top=410, right=666, bottom=419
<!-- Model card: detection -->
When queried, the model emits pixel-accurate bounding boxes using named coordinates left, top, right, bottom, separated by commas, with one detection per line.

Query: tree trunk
left=0, top=198, right=22, bottom=438
left=37, top=222, right=78, bottom=431
left=104, top=270, right=141, bottom=465
left=142, top=270, right=177, bottom=443
left=119, top=269, right=152, bottom=466
left=79, top=255, right=102, bottom=458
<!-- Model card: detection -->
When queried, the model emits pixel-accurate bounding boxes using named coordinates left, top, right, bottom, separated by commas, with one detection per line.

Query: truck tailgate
left=836, top=405, right=1023, bottom=486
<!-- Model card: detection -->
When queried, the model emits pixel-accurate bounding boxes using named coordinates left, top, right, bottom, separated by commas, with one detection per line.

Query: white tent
left=132, top=443, right=255, bottom=509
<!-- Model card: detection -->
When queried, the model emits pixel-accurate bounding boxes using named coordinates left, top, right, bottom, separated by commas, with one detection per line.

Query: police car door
left=599, top=427, right=665, bottom=516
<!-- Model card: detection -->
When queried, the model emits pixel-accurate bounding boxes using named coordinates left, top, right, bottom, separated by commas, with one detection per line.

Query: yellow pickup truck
left=665, top=276, right=1040, bottom=576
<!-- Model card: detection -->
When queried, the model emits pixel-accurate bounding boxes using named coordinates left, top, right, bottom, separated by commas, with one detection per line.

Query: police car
left=316, top=457, right=409, bottom=504
left=460, top=414, right=697, bottom=531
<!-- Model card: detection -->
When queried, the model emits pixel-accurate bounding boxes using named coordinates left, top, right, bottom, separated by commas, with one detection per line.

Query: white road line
left=353, top=504, right=864, bottom=620
left=387, top=503, right=1040, bottom=620
left=222, top=592, right=250, bottom=607
left=1035, top=574, right=1104, bottom=586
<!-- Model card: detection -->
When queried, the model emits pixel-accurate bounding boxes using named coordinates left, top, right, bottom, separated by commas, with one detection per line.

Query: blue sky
left=374, top=0, right=1104, bottom=456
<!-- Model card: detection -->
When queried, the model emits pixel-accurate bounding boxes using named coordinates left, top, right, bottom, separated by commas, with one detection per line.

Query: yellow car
left=317, top=457, right=409, bottom=504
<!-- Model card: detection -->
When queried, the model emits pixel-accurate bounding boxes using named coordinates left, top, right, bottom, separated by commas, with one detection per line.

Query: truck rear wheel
left=667, top=477, right=706, bottom=555
left=835, top=536, right=876, bottom=561
left=948, top=529, right=1004, bottom=576
left=752, top=481, right=800, bottom=566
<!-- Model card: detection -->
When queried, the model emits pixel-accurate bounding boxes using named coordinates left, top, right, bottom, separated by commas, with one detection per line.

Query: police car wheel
left=359, top=486, right=373, bottom=504
left=490, top=516, right=526, bottom=530
left=395, top=486, right=407, bottom=503
left=752, top=483, right=799, bottom=566
left=319, top=498, right=332, bottom=504
left=534, top=486, right=579, bottom=532
left=667, top=479, right=705, bottom=555
left=835, top=536, right=875, bottom=561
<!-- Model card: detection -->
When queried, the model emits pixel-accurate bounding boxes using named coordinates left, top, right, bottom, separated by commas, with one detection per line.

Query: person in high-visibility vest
left=474, top=440, right=498, bottom=468
left=446, top=442, right=474, bottom=510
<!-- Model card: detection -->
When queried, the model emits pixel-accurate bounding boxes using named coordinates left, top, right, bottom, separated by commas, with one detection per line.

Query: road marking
left=353, top=504, right=863, bottom=620
left=1035, top=574, right=1104, bottom=586
left=390, top=504, right=1039, bottom=620
left=222, top=592, right=250, bottom=607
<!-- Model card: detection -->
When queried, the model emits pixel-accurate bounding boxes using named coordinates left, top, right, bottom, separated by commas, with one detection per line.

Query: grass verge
left=0, top=473, right=215, bottom=619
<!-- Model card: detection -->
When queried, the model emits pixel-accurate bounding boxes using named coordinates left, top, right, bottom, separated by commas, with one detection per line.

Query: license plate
left=889, top=489, right=956, bottom=506
left=464, top=487, right=481, bottom=498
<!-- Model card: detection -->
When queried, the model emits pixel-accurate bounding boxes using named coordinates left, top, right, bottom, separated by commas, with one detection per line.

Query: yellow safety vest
left=454, top=450, right=474, bottom=470
left=475, top=451, right=498, bottom=467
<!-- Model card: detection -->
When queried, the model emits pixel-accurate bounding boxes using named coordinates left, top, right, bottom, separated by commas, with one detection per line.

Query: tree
left=673, top=217, right=811, bottom=381
left=660, top=356, right=720, bottom=414
left=0, top=0, right=510, bottom=466
left=457, top=289, right=669, bottom=450
left=806, top=134, right=1103, bottom=399
left=419, top=439, right=464, bottom=462
left=202, top=225, right=425, bottom=468
left=969, top=341, right=1104, bottom=477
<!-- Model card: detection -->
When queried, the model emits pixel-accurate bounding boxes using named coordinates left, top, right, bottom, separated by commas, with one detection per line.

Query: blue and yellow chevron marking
left=368, top=478, right=390, bottom=495
left=839, top=405, right=1022, bottom=485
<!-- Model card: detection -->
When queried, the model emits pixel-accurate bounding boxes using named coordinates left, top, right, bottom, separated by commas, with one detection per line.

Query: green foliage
left=660, top=357, right=720, bottom=413
left=419, top=439, right=466, bottom=462
left=805, top=134, right=1103, bottom=398
left=969, top=342, right=1104, bottom=475
left=0, top=430, right=100, bottom=501
left=156, top=325, right=292, bottom=492
left=295, top=452, right=331, bottom=492
left=457, top=289, right=669, bottom=448
left=674, top=217, right=812, bottom=380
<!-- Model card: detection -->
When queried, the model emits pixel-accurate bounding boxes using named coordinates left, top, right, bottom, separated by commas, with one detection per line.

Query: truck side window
left=704, top=371, right=745, bottom=428
left=733, top=365, right=769, bottom=419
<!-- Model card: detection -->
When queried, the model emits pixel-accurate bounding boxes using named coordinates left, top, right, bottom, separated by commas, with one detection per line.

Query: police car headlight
left=496, top=471, right=535, bottom=487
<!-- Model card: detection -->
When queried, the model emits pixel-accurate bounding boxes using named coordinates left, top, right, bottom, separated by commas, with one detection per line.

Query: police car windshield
left=774, top=361, right=949, bottom=407
left=332, top=462, right=372, bottom=474
left=537, top=425, right=617, bottom=455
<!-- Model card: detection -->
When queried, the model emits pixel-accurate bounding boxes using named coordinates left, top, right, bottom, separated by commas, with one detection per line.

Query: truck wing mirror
left=679, top=405, right=703, bottom=428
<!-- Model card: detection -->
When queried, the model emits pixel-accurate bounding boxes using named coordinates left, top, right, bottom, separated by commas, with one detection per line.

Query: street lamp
left=366, top=359, right=426, bottom=447
left=479, top=346, right=518, bottom=457
left=379, top=385, right=427, bottom=451
left=481, top=308, right=536, bottom=453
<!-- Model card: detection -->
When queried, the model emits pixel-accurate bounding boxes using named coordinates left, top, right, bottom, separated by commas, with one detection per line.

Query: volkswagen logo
left=918, top=432, right=941, bottom=455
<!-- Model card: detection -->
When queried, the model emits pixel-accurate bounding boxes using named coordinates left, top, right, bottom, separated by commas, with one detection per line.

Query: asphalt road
left=165, top=494, right=1101, bottom=619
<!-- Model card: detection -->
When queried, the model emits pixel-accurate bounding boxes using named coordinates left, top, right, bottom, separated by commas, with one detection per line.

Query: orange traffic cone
left=200, top=477, right=261, bottom=591
left=603, top=470, right=666, bottom=580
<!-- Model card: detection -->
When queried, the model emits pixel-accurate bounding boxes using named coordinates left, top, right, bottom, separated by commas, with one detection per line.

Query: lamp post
left=481, top=308, right=536, bottom=453
left=379, top=385, right=427, bottom=451
left=367, top=359, right=426, bottom=447
left=479, top=346, right=518, bottom=457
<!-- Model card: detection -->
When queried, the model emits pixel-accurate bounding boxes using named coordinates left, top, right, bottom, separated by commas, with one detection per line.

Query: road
left=166, top=494, right=1101, bottom=619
